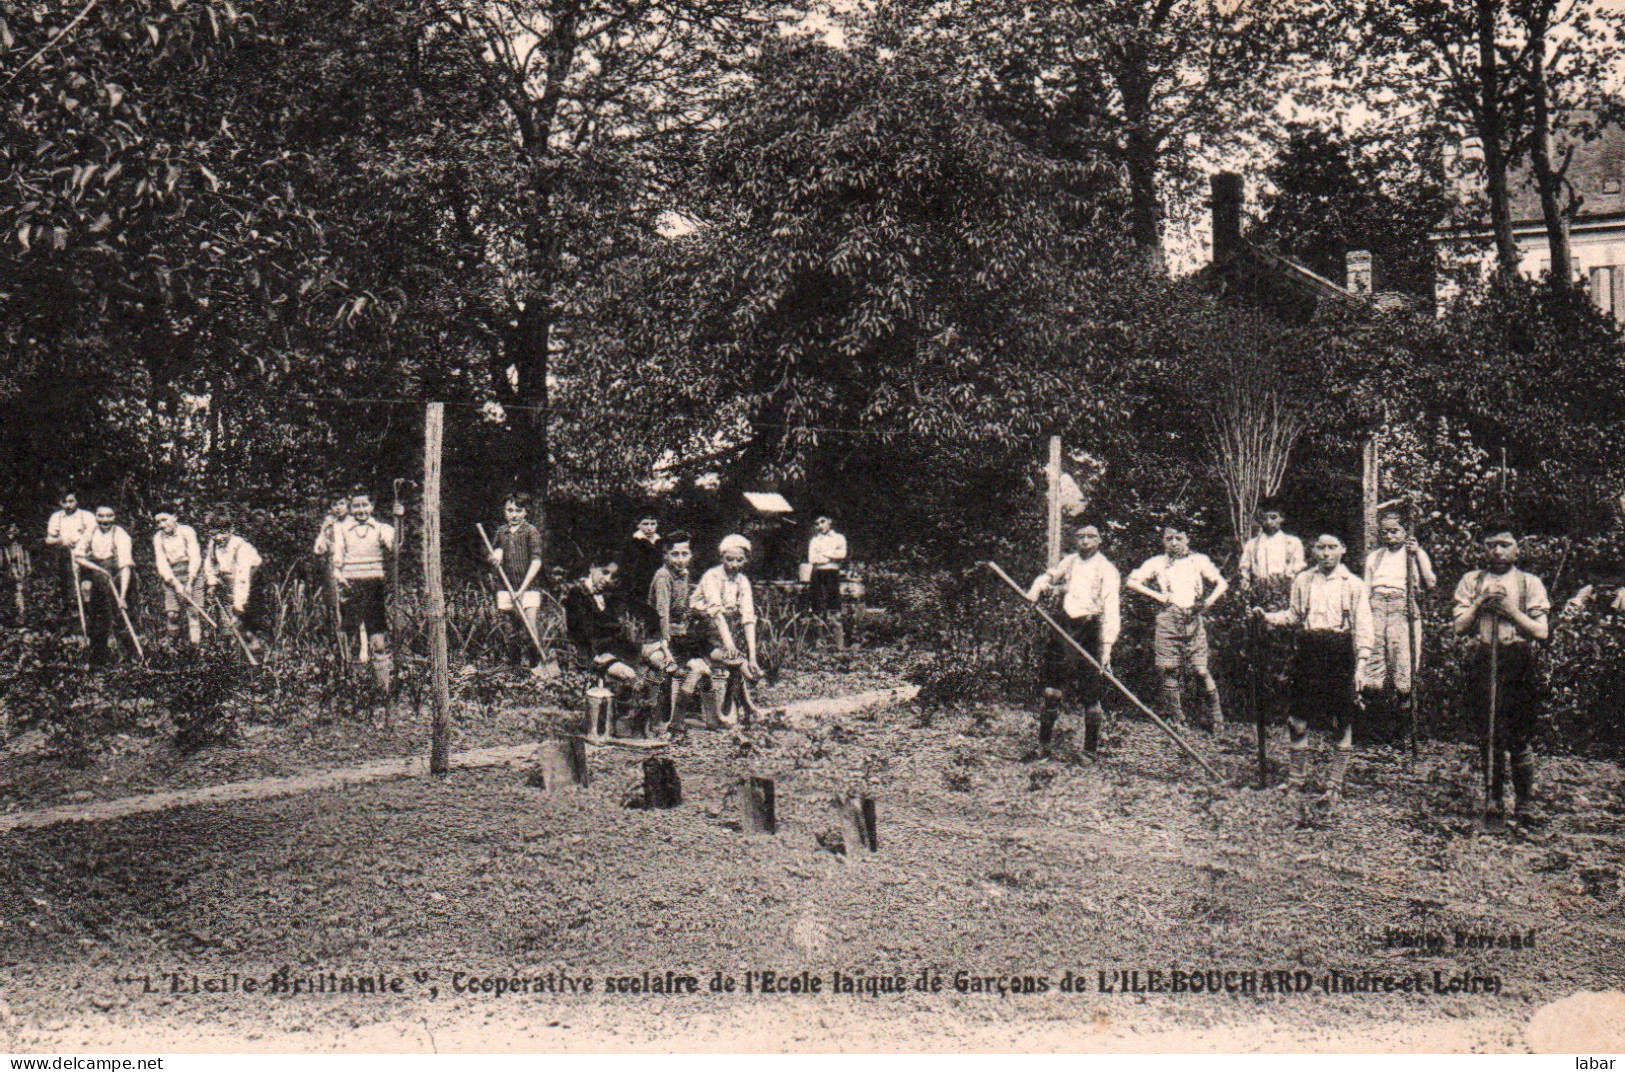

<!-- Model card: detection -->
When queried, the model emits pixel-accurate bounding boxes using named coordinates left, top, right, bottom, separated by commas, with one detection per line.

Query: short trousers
left=1041, top=614, right=1104, bottom=704
left=810, top=568, right=842, bottom=614
left=1154, top=605, right=1209, bottom=672
left=1464, top=643, right=1542, bottom=751
left=646, top=631, right=709, bottom=670
left=341, top=576, right=389, bottom=635
left=1290, top=629, right=1358, bottom=733
left=496, top=589, right=542, bottom=611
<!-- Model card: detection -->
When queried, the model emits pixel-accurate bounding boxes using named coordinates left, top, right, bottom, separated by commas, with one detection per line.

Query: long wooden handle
left=170, top=580, right=219, bottom=629
left=1486, top=626, right=1499, bottom=799
left=79, top=561, right=144, bottom=662
left=477, top=524, right=549, bottom=659
left=1405, top=550, right=1420, bottom=760
left=213, top=590, right=259, bottom=666
left=69, top=555, right=88, bottom=638
left=985, top=560, right=1223, bottom=782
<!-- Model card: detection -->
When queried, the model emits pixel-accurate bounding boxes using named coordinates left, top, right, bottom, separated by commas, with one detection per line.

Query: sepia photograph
left=1, top=0, right=1624, bottom=1055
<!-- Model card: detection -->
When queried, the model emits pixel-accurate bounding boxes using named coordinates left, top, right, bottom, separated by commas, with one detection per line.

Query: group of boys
left=484, top=501, right=767, bottom=737
left=39, top=491, right=267, bottom=665
left=485, top=505, right=848, bottom=738
left=1028, top=503, right=1550, bottom=824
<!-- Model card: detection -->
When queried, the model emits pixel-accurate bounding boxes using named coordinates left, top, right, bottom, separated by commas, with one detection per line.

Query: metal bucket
left=797, top=562, right=813, bottom=583
left=585, top=685, right=615, bottom=741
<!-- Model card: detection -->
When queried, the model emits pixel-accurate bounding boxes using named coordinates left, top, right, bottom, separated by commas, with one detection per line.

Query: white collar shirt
left=1129, top=553, right=1222, bottom=610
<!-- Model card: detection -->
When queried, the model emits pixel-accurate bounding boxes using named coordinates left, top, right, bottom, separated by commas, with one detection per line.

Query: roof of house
left=1210, top=241, right=1417, bottom=314
left=1506, top=118, right=1625, bottom=225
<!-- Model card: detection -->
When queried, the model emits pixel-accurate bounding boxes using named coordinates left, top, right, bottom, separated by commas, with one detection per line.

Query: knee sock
left=1286, top=722, right=1309, bottom=787
left=1200, top=677, right=1223, bottom=725
left=1512, top=748, right=1536, bottom=809
left=1160, top=672, right=1184, bottom=723
left=1326, top=744, right=1352, bottom=793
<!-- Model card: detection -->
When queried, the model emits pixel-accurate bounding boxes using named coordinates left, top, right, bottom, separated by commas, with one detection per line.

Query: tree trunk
left=1477, top=0, right=1521, bottom=275
left=1526, top=9, right=1572, bottom=286
left=491, top=3, right=584, bottom=557
left=1117, top=44, right=1166, bottom=272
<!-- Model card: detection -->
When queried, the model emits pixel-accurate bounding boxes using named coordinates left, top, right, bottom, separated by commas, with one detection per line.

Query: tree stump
left=528, top=737, right=590, bottom=790
left=742, top=776, right=776, bottom=835
left=643, top=756, right=682, bottom=809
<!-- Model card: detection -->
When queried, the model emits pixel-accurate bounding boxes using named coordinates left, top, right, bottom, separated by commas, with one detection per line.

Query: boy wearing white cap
left=692, top=534, right=762, bottom=723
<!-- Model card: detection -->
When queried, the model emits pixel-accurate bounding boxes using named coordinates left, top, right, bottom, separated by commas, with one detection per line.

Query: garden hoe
left=76, top=559, right=144, bottom=663
left=983, top=560, right=1225, bottom=784
left=476, top=523, right=560, bottom=681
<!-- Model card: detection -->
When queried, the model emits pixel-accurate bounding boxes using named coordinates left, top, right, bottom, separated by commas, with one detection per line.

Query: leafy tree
left=1, top=0, right=518, bottom=532
left=1359, top=0, right=1625, bottom=279
left=428, top=0, right=755, bottom=525
left=567, top=36, right=1161, bottom=556
left=897, top=0, right=1311, bottom=268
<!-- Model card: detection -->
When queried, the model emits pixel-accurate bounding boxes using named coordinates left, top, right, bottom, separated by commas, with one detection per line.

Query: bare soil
left=1, top=682, right=1622, bottom=1053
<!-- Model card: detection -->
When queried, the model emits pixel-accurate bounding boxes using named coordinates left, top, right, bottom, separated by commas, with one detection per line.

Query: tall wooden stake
left=1046, top=435, right=1063, bottom=568
left=1361, top=437, right=1379, bottom=563
left=424, top=402, right=451, bottom=775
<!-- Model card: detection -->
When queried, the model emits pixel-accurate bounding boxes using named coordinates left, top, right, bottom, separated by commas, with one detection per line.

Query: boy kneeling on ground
left=565, top=555, right=657, bottom=737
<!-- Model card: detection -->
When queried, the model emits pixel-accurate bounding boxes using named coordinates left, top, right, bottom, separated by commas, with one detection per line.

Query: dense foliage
left=6, top=0, right=1625, bottom=756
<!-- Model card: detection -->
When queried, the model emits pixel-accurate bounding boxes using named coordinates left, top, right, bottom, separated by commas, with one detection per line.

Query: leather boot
left=1512, top=748, right=1540, bottom=824
left=1038, top=687, right=1061, bottom=749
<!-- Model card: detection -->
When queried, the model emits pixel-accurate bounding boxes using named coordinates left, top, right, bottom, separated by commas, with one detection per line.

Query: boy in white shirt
left=1240, top=500, right=1304, bottom=731
left=205, top=513, right=266, bottom=651
left=45, top=491, right=96, bottom=630
left=1239, top=501, right=1305, bottom=590
left=1255, top=533, right=1375, bottom=800
left=152, top=505, right=204, bottom=646
left=1364, top=509, right=1436, bottom=732
left=1452, top=519, right=1550, bottom=824
left=807, top=513, right=849, bottom=646
left=1126, top=524, right=1228, bottom=731
left=73, top=503, right=135, bottom=665
left=1027, top=521, right=1120, bottom=754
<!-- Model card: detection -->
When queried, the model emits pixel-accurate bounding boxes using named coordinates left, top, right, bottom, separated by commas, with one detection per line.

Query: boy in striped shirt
left=334, top=488, right=398, bottom=692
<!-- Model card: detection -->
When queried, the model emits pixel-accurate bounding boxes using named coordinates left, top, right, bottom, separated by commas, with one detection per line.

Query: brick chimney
left=1346, top=249, right=1373, bottom=295
left=1211, top=172, right=1243, bottom=264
